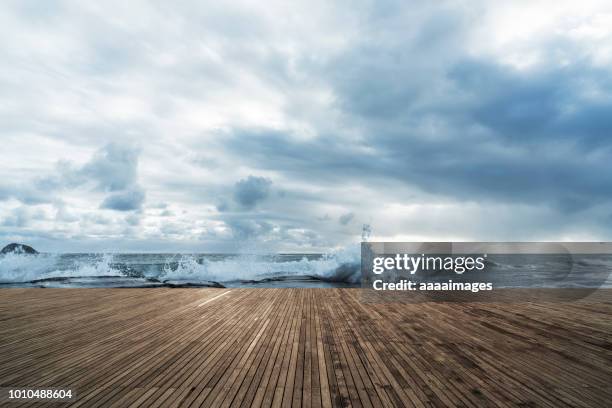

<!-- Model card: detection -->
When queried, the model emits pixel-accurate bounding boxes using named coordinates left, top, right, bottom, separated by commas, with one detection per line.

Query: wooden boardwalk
left=0, top=288, right=611, bottom=407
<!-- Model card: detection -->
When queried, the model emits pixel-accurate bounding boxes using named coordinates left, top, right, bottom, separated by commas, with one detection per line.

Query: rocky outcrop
left=0, top=243, right=39, bottom=255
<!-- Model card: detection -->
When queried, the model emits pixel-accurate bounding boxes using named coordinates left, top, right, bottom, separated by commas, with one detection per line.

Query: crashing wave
left=0, top=253, right=121, bottom=284
left=0, top=247, right=362, bottom=286
left=158, top=247, right=360, bottom=285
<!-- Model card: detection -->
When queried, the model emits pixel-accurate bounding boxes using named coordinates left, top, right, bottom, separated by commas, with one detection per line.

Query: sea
left=0, top=250, right=361, bottom=288
left=1, top=249, right=611, bottom=289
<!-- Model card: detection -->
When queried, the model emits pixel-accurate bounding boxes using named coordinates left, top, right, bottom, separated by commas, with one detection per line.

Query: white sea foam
left=0, top=247, right=362, bottom=285
left=159, top=247, right=360, bottom=283
left=45, top=254, right=120, bottom=278
left=0, top=253, right=60, bottom=283
left=0, top=253, right=121, bottom=283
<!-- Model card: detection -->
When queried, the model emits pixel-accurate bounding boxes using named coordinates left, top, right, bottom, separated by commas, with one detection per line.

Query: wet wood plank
left=0, top=288, right=611, bottom=407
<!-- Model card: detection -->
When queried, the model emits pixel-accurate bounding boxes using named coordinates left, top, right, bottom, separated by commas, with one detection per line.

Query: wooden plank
left=0, top=288, right=610, bottom=408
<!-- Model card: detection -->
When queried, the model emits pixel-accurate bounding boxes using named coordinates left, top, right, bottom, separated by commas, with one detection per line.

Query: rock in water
left=0, top=243, right=39, bottom=255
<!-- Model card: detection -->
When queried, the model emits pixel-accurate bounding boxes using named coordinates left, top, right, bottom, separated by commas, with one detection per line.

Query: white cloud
left=0, top=0, right=611, bottom=251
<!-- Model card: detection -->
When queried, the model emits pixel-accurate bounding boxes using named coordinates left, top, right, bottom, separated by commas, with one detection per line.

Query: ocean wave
left=574, top=258, right=612, bottom=269
left=0, top=248, right=361, bottom=286
left=0, top=253, right=58, bottom=283
left=158, top=248, right=361, bottom=284
left=0, top=253, right=122, bottom=284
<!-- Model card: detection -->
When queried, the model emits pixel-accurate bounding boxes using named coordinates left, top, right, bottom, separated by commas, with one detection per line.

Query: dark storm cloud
left=100, top=188, right=145, bottom=211
left=80, top=143, right=141, bottom=192
left=226, top=218, right=274, bottom=240
left=48, top=143, right=141, bottom=193
left=2, top=0, right=612, bottom=250
left=222, top=131, right=376, bottom=183
left=339, top=212, right=354, bottom=225
left=221, top=52, right=612, bottom=214
left=448, top=60, right=612, bottom=148
left=0, top=143, right=143, bottom=205
left=216, top=201, right=230, bottom=212
left=233, top=176, right=272, bottom=209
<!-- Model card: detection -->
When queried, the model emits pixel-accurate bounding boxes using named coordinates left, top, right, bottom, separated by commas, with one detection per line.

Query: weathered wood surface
left=0, top=288, right=610, bottom=407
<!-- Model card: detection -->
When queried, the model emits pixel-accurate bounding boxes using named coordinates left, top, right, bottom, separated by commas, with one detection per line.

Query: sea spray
left=158, top=247, right=361, bottom=284
left=0, top=246, right=364, bottom=287
left=0, top=253, right=122, bottom=284
left=0, top=252, right=60, bottom=283
left=45, top=254, right=120, bottom=278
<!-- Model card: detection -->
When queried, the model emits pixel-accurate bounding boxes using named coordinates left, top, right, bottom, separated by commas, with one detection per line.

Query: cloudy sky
left=1, top=0, right=612, bottom=252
